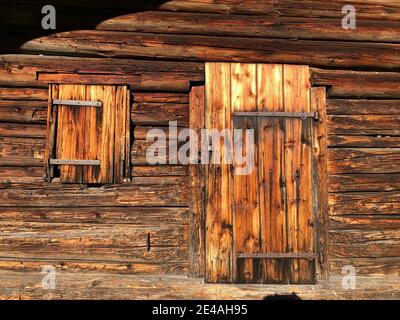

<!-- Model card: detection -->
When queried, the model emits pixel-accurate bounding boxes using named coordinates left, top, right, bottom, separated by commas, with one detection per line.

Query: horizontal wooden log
left=0, top=167, right=44, bottom=183
left=0, top=88, right=47, bottom=100
left=0, top=157, right=42, bottom=167
left=328, top=148, right=400, bottom=174
left=130, top=176, right=187, bottom=186
left=132, top=165, right=188, bottom=177
left=131, top=140, right=186, bottom=165
left=0, top=271, right=398, bottom=300
left=134, top=126, right=186, bottom=140
left=97, top=11, right=400, bottom=43
left=0, top=182, right=189, bottom=207
left=0, top=221, right=187, bottom=246
left=0, top=54, right=203, bottom=89
left=0, top=245, right=186, bottom=264
left=133, top=93, right=188, bottom=104
left=329, top=229, right=400, bottom=258
left=329, top=191, right=400, bottom=215
left=4, top=1, right=400, bottom=21
left=0, top=123, right=46, bottom=138
left=132, top=102, right=188, bottom=125
left=330, top=258, right=400, bottom=275
left=312, top=69, right=400, bottom=97
left=39, top=72, right=198, bottom=92
left=328, top=135, right=400, bottom=148
left=0, top=101, right=47, bottom=123
left=0, top=258, right=188, bottom=275
left=0, top=137, right=44, bottom=159
left=18, top=31, right=400, bottom=70
left=0, top=206, right=188, bottom=225
left=329, top=174, right=400, bottom=192
left=329, top=215, right=400, bottom=230
left=327, top=115, right=400, bottom=136
left=327, top=99, right=400, bottom=115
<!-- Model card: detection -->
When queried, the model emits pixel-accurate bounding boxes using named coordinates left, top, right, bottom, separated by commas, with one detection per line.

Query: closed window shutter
left=45, top=84, right=130, bottom=184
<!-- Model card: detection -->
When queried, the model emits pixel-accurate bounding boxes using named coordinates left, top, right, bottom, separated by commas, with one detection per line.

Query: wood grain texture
left=189, top=85, right=205, bottom=277
left=205, top=62, right=233, bottom=283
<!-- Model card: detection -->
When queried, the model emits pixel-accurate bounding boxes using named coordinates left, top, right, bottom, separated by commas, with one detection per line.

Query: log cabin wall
left=0, top=1, right=399, bottom=279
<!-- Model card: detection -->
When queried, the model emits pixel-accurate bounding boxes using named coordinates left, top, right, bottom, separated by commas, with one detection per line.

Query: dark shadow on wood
left=0, top=0, right=170, bottom=53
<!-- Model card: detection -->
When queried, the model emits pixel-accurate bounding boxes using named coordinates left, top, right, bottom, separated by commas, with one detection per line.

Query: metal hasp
left=234, top=111, right=319, bottom=121
left=51, top=99, right=102, bottom=107
left=237, top=252, right=317, bottom=261
left=49, top=159, right=101, bottom=166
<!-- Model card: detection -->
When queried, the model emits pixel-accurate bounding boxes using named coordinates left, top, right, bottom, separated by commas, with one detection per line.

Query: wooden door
left=205, top=63, right=318, bottom=284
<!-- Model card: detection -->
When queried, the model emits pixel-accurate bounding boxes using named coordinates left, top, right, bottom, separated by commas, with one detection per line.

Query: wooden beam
left=188, top=85, right=205, bottom=278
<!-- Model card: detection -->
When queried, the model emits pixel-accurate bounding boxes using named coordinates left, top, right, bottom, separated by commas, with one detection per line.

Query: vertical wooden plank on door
left=99, top=86, right=116, bottom=183
left=283, top=65, right=315, bottom=284
left=114, top=85, right=128, bottom=183
left=257, top=64, right=288, bottom=283
left=84, top=85, right=102, bottom=183
left=205, top=62, right=233, bottom=283
left=231, top=63, right=260, bottom=283
left=44, top=84, right=58, bottom=181
left=189, top=85, right=205, bottom=277
left=311, top=87, right=329, bottom=280
left=125, top=88, right=131, bottom=180
left=57, top=84, right=86, bottom=183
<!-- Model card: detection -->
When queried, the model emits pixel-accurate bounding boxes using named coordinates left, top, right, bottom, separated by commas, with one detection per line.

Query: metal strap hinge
left=51, top=99, right=102, bottom=107
left=234, top=111, right=319, bottom=121
left=49, top=159, right=101, bottom=166
left=237, top=252, right=317, bottom=261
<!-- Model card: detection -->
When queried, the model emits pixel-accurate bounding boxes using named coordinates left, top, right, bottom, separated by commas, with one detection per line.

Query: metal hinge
left=233, top=111, right=319, bottom=121
left=51, top=99, right=102, bottom=108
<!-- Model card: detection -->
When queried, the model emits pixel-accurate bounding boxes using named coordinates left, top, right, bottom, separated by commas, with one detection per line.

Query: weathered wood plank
left=327, top=99, right=400, bottom=115
left=329, top=229, right=400, bottom=258
left=257, top=64, right=286, bottom=283
left=97, top=11, right=400, bottom=43
left=19, top=31, right=400, bottom=70
left=329, top=192, right=400, bottom=215
left=329, top=174, right=400, bottom=192
left=0, top=258, right=188, bottom=275
left=329, top=215, right=400, bottom=229
left=328, top=148, right=400, bottom=174
left=0, top=207, right=188, bottom=225
left=0, top=88, right=47, bottom=101
left=312, top=69, right=400, bottom=98
left=131, top=165, right=188, bottom=177
left=132, top=102, right=188, bottom=126
left=232, top=63, right=259, bottom=283
left=0, top=123, right=45, bottom=138
left=327, top=115, right=400, bottom=136
left=0, top=137, right=44, bottom=160
left=0, top=101, right=46, bottom=123
left=330, top=258, right=400, bottom=275
left=205, top=62, right=233, bottom=283
left=0, top=182, right=189, bottom=207
left=311, top=87, right=329, bottom=280
left=0, top=167, right=44, bottom=183
left=133, top=92, right=188, bottom=104
left=189, top=85, right=205, bottom=277
left=328, top=135, right=400, bottom=148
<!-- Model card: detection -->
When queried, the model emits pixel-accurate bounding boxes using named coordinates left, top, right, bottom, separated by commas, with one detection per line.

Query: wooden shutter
left=44, top=84, right=130, bottom=184
left=205, top=63, right=319, bottom=284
